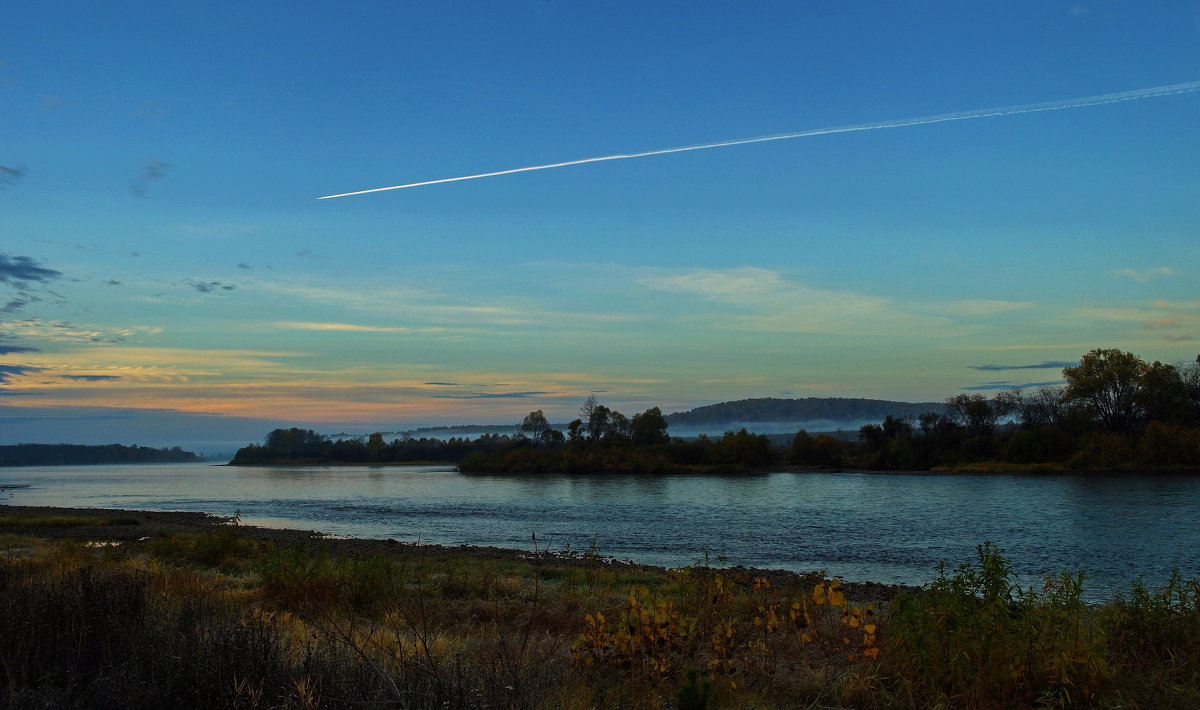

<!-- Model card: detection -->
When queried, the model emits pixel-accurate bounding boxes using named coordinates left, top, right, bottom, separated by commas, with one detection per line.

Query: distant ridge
left=665, top=397, right=943, bottom=429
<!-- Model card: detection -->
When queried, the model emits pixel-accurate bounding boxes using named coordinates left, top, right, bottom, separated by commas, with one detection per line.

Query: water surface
left=3, top=463, right=1197, bottom=598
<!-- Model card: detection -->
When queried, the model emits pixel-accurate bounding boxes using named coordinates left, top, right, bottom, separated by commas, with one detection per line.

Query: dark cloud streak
left=186, top=279, right=236, bottom=294
left=0, top=163, right=28, bottom=190
left=129, top=160, right=170, bottom=198
left=961, top=380, right=1065, bottom=391
left=0, top=344, right=40, bottom=355
left=968, top=361, right=1078, bottom=372
left=0, top=364, right=41, bottom=384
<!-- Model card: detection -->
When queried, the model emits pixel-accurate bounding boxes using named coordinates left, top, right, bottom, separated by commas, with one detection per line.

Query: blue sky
left=2, top=1, right=1199, bottom=447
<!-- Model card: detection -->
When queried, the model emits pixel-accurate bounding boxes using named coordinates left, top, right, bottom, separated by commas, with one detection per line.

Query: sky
left=2, top=1, right=1199, bottom=450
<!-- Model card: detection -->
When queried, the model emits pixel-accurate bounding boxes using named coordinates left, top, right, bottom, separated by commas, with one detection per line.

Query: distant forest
left=232, top=348, right=1200, bottom=474
left=0, top=444, right=203, bottom=467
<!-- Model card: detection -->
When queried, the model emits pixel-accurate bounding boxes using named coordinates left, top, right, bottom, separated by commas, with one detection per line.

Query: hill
left=664, top=397, right=943, bottom=431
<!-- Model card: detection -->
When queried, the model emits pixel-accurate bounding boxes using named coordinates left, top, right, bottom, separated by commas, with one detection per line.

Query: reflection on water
left=2, top=462, right=1198, bottom=597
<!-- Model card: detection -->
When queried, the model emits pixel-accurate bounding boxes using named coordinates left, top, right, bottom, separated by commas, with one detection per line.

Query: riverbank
left=0, top=504, right=909, bottom=602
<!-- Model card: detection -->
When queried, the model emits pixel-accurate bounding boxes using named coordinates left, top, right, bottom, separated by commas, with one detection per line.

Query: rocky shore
left=1, top=504, right=914, bottom=602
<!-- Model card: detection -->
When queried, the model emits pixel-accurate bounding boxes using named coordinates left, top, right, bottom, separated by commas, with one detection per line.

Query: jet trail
left=317, top=79, right=1200, bottom=200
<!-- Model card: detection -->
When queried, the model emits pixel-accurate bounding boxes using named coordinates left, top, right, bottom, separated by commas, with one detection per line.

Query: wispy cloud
left=0, top=163, right=28, bottom=190
left=433, top=391, right=552, bottom=399
left=1075, top=299, right=1199, bottom=342
left=276, top=321, right=414, bottom=333
left=638, top=267, right=959, bottom=336
left=37, top=94, right=63, bottom=112
left=129, top=160, right=170, bottom=198
left=968, top=361, right=1078, bottom=372
left=1, top=252, right=63, bottom=315
left=2, top=319, right=160, bottom=345
left=61, top=374, right=122, bottom=381
left=961, top=380, right=1065, bottom=391
left=186, top=279, right=236, bottom=294
left=0, top=344, right=39, bottom=355
left=927, top=300, right=1035, bottom=316
left=0, top=253, right=60, bottom=284
left=1114, top=267, right=1175, bottom=283
left=0, top=364, right=41, bottom=384
left=132, top=99, right=166, bottom=119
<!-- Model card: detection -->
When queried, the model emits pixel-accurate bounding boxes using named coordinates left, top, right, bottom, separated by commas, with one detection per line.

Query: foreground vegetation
left=3, top=520, right=1199, bottom=708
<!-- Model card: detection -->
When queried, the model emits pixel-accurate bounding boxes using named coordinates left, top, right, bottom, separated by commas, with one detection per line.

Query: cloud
left=1070, top=5, right=1089, bottom=16
left=2, top=318, right=158, bottom=345
left=276, top=321, right=410, bottom=333
left=1114, top=267, right=1175, bottom=283
left=1, top=252, right=63, bottom=315
left=129, top=160, right=170, bottom=198
left=0, top=163, right=28, bottom=190
left=968, top=361, right=1078, bottom=372
left=1164, top=334, right=1194, bottom=343
left=638, top=267, right=959, bottom=336
left=928, top=300, right=1035, bottom=316
left=61, top=374, right=122, bottom=381
left=433, top=391, right=552, bottom=399
left=1075, top=299, right=1200, bottom=342
left=237, top=263, right=252, bottom=270
left=961, top=380, right=1065, bottom=391
left=0, top=364, right=40, bottom=384
left=424, top=382, right=459, bottom=386
left=37, top=94, right=63, bottom=112
left=132, top=99, right=166, bottom=119
left=186, top=280, right=236, bottom=294
left=0, top=344, right=39, bottom=355
left=0, top=253, right=60, bottom=284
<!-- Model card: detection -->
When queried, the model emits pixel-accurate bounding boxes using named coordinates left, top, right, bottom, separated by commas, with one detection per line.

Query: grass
left=0, top=515, right=141, bottom=527
left=2, top=529, right=1198, bottom=708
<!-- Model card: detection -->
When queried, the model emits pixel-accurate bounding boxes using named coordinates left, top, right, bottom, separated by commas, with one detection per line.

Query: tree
left=264, top=428, right=326, bottom=457
left=366, top=432, right=386, bottom=459
left=518, top=410, right=552, bottom=444
left=944, top=394, right=1000, bottom=436
left=1138, top=361, right=1188, bottom=424
left=631, top=407, right=670, bottom=447
left=586, top=404, right=610, bottom=441
left=994, top=387, right=1067, bottom=429
left=604, top=410, right=631, bottom=444
left=1062, top=348, right=1145, bottom=433
left=579, top=394, right=600, bottom=428
left=1179, top=356, right=1200, bottom=423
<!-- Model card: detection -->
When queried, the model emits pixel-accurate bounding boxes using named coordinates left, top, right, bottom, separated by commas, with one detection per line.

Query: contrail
left=317, top=79, right=1200, bottom=200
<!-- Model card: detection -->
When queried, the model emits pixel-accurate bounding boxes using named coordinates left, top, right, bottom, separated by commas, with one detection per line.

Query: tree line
left=232, top=348, right=1199, bottom=473
left=0, top=444, right=202, bottom=467
left=843, top=348, right=1200, bottom=471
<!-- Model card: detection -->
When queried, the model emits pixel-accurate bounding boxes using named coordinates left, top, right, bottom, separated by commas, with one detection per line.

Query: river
left=2, top=462, right=1197, bottom=599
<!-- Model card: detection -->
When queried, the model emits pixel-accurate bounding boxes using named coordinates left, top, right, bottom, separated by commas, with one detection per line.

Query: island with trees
left=230, top=348, right=1200, bottom=474
left=0, top=443, right=204, bottom=467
